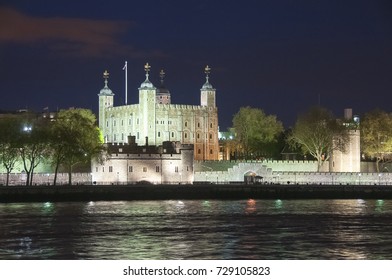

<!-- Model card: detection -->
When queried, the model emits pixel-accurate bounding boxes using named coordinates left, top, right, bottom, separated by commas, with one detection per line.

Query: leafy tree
left=49, top=108, right=103, bottom=185
left=288, top=106, right=349, bottom=171
left=0, top=117, right=21, bottom=186
left=232, top=107, right=283, bottom=159
left=17, top=119, right=51, bottom=186
left=361, top=109, right=392, bottom=172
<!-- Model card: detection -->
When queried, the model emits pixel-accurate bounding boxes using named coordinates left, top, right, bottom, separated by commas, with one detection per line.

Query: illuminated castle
left=98, top=63, right=219, bottom=160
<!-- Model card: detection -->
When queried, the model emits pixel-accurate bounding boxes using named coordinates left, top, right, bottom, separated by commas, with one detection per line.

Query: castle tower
left=156, top=69, right=171, bottom=104
left=98, top=70, right=114, bottom=142
left=138, top=63, right=157, bottom=145
left=200, top=65, right=216, bottom=107
left=195, top=65, right=219, bottom=160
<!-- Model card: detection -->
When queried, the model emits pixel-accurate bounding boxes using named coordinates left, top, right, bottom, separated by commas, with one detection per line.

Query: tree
left=232, top=107, right=283, bottom=159
left=49, top=108, right=103, bottom=185
left=361, top=109, right=392, bottom=172
left=18, top=119, right=51, bottom=186
left=0, top=117, right=21, bottom=186
left=288, top=106, right=349, bottom=171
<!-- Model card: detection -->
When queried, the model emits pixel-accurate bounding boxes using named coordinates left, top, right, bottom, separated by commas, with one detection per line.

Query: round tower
left=156, top=69, right=171, bottom=104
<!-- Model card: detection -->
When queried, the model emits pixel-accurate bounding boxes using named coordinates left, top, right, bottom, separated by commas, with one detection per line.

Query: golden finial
left=144, top=63, right=151, bottom=73
left=204, top=65, right=211, bottom=75
left=103, top=70, right=109, bottom=79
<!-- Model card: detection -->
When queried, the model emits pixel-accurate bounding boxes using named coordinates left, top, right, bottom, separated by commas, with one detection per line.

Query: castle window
left=175, top=166, right=179, bottom=173
left=137, top=119, right=139, bottom=125
left=109, top=166, right=113, bottom=173
left=96, top=167, right=98, bottom=172
left=198, top=122, right=200, bottom=128
left=137, top=132, right=140, bottom=139
left=210, top=149, right=213, bottom=154
left=197, top=133, right=200, bottom=139
left=185, top=121, right=188, bottom=127
left=114, top=134, right=117, bottom=141
left=102, top=167, right=105, bottom=172
left=129, top=166, right=133, bottom=172
left=121, top=134, right=124, bottom=141
left=158, top=132, right=161, bottom=137
left=113, top=120, right=116, bottom=126
left=210, top=123, right=213, bottom=128
left=156, top=166, right=160, bottom=172
left=184, top=132, right=188, bottom=139
left=209, top=133, right=212, bottom=140
left=121, top=120, right=124, bottom=126
left=171, top=132, right=174, bottom=138
left=187, top=166, right=189, bottom=171
left=143, top=167, right=147, bottom=172
left=198, top=149, right=201, bottom=154
left=106, top=121, right=109, bottom=127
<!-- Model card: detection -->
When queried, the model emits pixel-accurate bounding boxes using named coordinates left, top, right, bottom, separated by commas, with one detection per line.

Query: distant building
left=98, top=64, right=219, bottom=161
left=329, top=108, right=361, bottom=172
left=91, top=136, right=194, bottom=184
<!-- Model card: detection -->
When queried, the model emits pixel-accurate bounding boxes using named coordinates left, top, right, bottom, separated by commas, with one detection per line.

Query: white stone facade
left=98, top=65, right=219, bottom=161
left=194, top=161, right=392, bottom=185
left=91, top=140, right=194, bottom=184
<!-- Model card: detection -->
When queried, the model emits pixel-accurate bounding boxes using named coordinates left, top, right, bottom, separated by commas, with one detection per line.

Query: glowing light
left=44, top=202, right=52, bottom=208
left=275, top=199, right=283, bottom=209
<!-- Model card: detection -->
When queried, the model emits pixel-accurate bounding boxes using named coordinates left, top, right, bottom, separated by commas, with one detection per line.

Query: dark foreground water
left=0, top=199, right=392, bottom=259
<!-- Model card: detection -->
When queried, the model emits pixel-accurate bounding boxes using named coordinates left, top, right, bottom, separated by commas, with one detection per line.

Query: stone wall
left=0, top=173, right=91, bottom=186
left=194, top=161, right=392, bottom=185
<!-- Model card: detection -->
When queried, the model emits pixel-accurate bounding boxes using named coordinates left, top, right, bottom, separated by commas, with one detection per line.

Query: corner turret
left=200, top=65, right=216, bottom=107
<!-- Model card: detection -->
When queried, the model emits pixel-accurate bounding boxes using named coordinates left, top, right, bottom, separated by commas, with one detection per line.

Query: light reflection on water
left=1, top=199, right=392, bottom=259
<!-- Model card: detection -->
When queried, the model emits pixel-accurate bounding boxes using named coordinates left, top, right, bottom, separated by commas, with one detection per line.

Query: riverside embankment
left=1, top=184, right=392, bottom=202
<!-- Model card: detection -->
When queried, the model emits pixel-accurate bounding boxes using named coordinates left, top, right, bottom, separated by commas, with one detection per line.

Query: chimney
left=344, top=108, right=353, bottom=120
left=128, top=135, right=136, bottom=145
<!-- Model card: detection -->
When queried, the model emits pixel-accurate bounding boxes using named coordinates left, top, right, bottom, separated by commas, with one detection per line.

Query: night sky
left=1, top=0, right=392, bottom=130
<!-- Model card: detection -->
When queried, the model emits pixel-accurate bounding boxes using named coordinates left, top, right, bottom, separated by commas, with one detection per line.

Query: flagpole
left=123, top=61, right=128, bottom=105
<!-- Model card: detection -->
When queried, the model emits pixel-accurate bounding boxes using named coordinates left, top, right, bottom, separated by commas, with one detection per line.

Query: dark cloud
left=0, top=7, right=164, bottom=58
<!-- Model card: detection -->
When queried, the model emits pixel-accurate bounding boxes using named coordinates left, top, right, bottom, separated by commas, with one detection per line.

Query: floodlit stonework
left=330, top=108, right=361, bottom=172
left=91, top=137, right=194, bottom=184
left=98, top=64, right=219, bottom=161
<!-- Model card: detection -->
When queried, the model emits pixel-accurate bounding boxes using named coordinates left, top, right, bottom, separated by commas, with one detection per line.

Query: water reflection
left=1, top=200, right=392, bottom=259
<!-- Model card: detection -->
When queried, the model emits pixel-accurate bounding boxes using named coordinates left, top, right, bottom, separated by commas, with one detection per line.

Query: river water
left=0, top=199, right=391, bottom=259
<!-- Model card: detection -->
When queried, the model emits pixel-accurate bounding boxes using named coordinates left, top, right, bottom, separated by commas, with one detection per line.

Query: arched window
left=198, top=149, right=201, bottom=154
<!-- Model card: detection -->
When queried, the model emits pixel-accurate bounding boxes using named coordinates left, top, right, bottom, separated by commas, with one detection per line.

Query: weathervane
left=103, top=70, right=109, bottom=86
left=159, top=69, right=165, bottom=84
left=204, top=65, right=211, bottom=82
